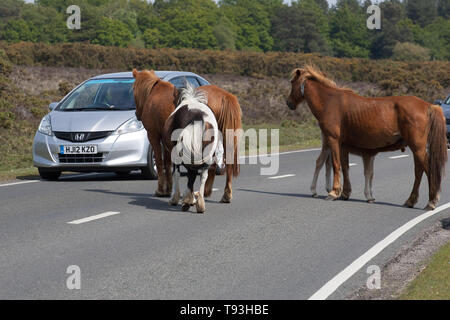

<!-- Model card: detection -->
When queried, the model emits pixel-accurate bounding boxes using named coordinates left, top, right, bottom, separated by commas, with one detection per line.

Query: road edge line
left=308, top=202, right=450, bottom=300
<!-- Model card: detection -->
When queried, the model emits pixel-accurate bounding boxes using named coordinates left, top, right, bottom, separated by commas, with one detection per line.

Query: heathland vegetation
left=0, top=0, right=449, bottom=61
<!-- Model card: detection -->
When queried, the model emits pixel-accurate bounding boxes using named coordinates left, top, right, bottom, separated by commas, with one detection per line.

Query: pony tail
left=218, top=94, right=242, bottom=177
left=427, top=105, right=448, bottom=196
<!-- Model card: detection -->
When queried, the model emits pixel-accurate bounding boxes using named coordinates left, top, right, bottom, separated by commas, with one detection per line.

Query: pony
left=287, top=64, right=447, bottom=210
left=162, top=85, right=225, bottom=213
left=312, top=134, right=407, bottom=202
left=133, top=69, right=178, bottom=197
left=132, top=69, right=241, bottom=203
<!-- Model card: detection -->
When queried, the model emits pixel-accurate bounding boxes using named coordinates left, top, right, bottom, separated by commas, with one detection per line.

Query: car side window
left=197, top=77, right=209, bottom=86
left=170, top=77, right=188, bottom=89
left=185, top=76, right=201, bottom=88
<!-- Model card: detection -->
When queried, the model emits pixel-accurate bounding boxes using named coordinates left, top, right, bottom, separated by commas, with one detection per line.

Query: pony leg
left=404, top=151, right=426, bottom=208
left=220, top=164, right=233, bottom=203
left=326, top=136, right=342, bottom=201
left=363, top=155, right=376, bottom=203
left=163, top=147, right=173, bottom=196
left=196, top=169, right=208, bottom=213
left=204, top=165, right=217, bottom=198
left=311, top=147, right=329, bottom=198
left=325, top=152, right=332, bottom=193
left=181, top=169, right=196, bottom=212
left=149, top=134, right=166, bottom=197
left=169, top=166, right=180, bottom=206
left=340, top=146, right=351, bottom=201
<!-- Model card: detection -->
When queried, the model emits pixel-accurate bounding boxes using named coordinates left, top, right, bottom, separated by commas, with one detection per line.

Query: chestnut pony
left=133, top=69, right=241, bottom=202
left=287, top=64, right=447, bottom=210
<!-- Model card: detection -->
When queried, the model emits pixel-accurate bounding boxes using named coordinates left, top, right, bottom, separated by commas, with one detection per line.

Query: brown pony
left=133, top=69, right=241, bottom=202
left=287, top=64, right=447, bottom=210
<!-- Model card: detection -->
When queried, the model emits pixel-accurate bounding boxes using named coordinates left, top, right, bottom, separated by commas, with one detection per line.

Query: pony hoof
left=155, top=190, right=170, bottom=198
left=340, top=194, right=350, bottom=201
left=424, top=203, right=436, bottom=211
left=403, top=201, right=415, bottom=208
left=325, top=195, right=338, bottom=201
left=196, top=199, right=206, bottom=213
left=312, top=193, right=318, bottom=198
left=181, top=203, right=190, bottom=212
left=220, top=193, right=232, bottom=203
left=367, top=199, right=375, bottom=204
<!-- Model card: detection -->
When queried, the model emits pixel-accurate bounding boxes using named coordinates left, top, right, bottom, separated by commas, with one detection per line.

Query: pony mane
left=179, top=83, right=208, bottom=105
left=291, top=64, right=354, bottom=93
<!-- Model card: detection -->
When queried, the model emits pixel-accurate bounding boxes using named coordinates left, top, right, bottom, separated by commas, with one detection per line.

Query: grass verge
left=399, top=240, right=450, bottom=300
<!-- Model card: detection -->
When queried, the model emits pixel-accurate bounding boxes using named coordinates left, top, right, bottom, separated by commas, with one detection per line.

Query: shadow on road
left=237, top=188, right=420, bottom=210
left=84, top=188, right=207, bottom=214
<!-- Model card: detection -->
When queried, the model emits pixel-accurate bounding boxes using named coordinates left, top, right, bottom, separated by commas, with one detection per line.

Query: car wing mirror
left=49, top=102, right=59, bottom=110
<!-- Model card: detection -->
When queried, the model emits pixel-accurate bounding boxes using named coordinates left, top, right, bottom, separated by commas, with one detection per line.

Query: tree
left=406, top=0, right=438, bottom=27
left=329, top=1, right=370, bottom=58
left=219, top=0, right=273, bottom=51
left=213, top=16, right=236, bottom=50
left=92, top=17, right=133, bottom=47
left=438, top=0, right=450, bottom=19
left=271, top=0, right=331, bottom=54
left=370, top=1, right=413, bottom=59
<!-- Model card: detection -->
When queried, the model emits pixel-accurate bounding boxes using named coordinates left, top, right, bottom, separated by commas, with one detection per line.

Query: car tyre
left=141, top=146, right=158, bottom=180
left=38, top=168, right=61, bottom=181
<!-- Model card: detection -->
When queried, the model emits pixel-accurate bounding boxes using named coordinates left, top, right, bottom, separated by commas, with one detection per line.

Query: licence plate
left=60, top=145, right=98, bottom=154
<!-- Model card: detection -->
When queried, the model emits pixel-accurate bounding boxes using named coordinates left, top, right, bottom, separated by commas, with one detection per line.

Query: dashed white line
left=268, top=174, right=296, bottom=180
left=67, top=211, right=121, bottom=225
left=389, top=155, right=409, bottom=159
left=0, top=180, right=38, bottom=187
left=308, top=202, right=450, bottom=300
left=212, top=188, right=219, bottom=191
left=349, top=163, right=357, bottom=167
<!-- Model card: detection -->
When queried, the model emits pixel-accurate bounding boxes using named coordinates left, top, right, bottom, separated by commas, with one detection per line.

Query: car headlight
left=113, top=116, right=144, bottom=135
left=38, top=114, right=53, bottom=136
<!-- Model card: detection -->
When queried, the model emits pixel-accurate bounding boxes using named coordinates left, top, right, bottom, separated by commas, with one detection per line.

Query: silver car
left=33, top=71, right=210, bottom=180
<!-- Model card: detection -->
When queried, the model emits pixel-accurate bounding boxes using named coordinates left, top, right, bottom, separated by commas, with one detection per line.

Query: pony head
left=132, top=69, right=159, bottom=120
left=287, top=68, right=306, bottom=110
left=287, top=64, right=336, bottom=110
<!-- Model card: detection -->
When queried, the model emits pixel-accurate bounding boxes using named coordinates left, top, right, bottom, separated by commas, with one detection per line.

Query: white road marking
left=212, top=188, right=219, bottom=191
left=242, top=148, right=321, bottom=159
left=308, top=202, right=450, bottom=300
left=349, top=163, right=357, bottom=167
left=268, top=174, right=296, bottom=180
left=389, top=155, right=409, bottom=159
left=67, top=211, right=121, bottom=225
left=0, top=180, right=38, bottom=187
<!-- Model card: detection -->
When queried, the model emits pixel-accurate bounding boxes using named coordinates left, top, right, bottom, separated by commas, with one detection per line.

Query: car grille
left=58, top=153, right=105, bottom=163
left=53, top=131, right=113, bottom=142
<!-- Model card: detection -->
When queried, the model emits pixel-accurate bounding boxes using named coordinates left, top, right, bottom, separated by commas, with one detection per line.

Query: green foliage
left=92, top=17, right=133, bottom=47
left=329, top=2, right=371, bottom=58
left=0, top=0, right=448, bottom=60
left=271, top=0, right=331, bottom=54
left=392, top=42, right=431, bottom=61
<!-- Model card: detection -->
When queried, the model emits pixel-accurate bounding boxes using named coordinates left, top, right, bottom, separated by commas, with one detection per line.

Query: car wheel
left=38, top=168, right=61, bottom=181
left=141, top=146, right=158, bottom=180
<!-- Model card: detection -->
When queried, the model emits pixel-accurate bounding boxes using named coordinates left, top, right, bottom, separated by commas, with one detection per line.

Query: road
left=0, top=148, right=449, bottom=299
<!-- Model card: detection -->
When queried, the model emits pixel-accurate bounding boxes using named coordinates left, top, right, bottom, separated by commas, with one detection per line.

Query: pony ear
left=132, top=69, right=138, bottom=78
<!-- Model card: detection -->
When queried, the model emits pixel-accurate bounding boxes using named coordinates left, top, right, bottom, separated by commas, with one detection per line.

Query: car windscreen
left=57, top=79, right=136, bottom=111
left=445, top=96, right=450, bottom=105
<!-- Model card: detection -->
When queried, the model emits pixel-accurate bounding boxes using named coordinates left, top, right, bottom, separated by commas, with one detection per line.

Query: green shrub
left=392, top=42, right=431, bottom=61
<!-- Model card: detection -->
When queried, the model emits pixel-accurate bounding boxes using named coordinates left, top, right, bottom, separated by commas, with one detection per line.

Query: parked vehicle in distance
left=435, top=94, right=450, bottom=146
left=33, top=71, right=210, bottom=180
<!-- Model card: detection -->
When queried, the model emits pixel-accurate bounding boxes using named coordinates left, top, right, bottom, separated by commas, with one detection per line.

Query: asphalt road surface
left=0, top=148, right=449, bottom=299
